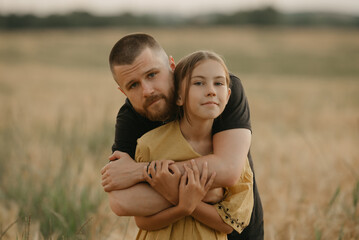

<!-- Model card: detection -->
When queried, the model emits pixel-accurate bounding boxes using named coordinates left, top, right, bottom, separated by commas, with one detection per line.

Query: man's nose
left=142, top=81, right=154, bottom=97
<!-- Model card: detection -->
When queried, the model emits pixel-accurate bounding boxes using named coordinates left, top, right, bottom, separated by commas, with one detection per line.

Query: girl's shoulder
left=139, top=121, right=179, bottom=143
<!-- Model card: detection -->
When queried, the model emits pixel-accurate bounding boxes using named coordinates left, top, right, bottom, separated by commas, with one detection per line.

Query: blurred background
left=0, top=1, right=358, bottom=239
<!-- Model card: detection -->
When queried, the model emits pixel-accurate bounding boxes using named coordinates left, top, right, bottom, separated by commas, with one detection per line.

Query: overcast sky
left=1, top=0, right=359, bottom=16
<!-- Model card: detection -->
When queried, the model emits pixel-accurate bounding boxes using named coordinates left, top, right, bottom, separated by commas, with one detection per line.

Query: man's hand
left=144, top=160, right=181, bottom=205
left=101, top=151, right=146, bottom=192
left=203, top=187, right=225, bottom=204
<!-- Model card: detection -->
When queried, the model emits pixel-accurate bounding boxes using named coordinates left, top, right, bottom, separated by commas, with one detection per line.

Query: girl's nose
left=206, top=85, right=216, bottom=96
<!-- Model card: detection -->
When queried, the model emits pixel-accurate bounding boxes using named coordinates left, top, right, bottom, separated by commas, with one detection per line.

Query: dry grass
left=0, top=27, right=358, bottom=239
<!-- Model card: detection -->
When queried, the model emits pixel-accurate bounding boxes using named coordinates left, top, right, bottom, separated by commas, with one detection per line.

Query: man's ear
left=118, top=86, right=126, bottom=96
left=176, top=95, right=183, bottom=106
left=169, top=56, right=176, bottom=71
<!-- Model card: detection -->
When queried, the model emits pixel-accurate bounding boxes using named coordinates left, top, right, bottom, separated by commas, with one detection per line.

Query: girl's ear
left=169, top=56, right=176, bottom=71
left=226, top=88, right=231, bottom=103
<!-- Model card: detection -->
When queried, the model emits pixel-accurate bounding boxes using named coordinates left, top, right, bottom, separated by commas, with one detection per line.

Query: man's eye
left=148, top=72, right=156, bottom=78
left=129, top=82, right=139, bottom=89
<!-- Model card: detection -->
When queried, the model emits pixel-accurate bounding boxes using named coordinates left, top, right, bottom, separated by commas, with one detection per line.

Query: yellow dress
left=135, top=121, right=254, bottom=240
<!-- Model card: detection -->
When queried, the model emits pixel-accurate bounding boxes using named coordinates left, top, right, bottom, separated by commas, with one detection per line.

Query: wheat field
left=0, top=27, right=358, bottom=239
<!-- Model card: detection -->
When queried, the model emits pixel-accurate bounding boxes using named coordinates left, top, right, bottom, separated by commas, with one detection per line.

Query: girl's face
left=177, top=59, right=231, bottom=122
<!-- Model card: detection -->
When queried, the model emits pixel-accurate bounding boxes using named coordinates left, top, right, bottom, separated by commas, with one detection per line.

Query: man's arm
left=174, top=128, right=251, bottom=188
left=101, top=151, right=147, bottom=191
left=102, top=128, right=250, bottom=216
left=108, top=183, right=172, bottom=216
left=134, top=162, right=215, bottom=231
left=134, top=162, right=233, bottom=234
left=102, top=128, right=250, bottom=191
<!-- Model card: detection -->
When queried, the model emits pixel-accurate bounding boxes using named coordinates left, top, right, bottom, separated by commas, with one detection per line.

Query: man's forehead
left=123, top=49, right=164, bottom=72
left=114, top=50, right=166, bottom=87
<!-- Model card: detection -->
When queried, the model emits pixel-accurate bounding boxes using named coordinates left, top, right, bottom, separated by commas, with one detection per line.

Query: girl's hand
left=178, top=160, right=216, bottom=215
left=144, top=160, right=181, bottom=205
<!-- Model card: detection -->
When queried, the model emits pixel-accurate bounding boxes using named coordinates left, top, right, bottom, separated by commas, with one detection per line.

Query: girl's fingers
left=190, top=160, right=200, bottom=182
left=200, top=161, right=208, bottom=186
left=205, top=172, right=216, bottom=191
left=185, top=164, right=195, bottom=184
left=180, top=170, right=188, bottom=188
left=158, top=160, right=164, bottom=171
left=169, top=164, right=181, bottom=175
left=162, top=160, right=169, bottom=173
left=143, top=166, right=153, bottom=184
left=149, top=162, right=156, bottom=178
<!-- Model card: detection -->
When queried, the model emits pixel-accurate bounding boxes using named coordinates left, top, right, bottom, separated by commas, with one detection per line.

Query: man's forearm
left=108, top=183, right=172, bottom=216
left=173, top=129, right=251, bottom=188
left=101, top=151, right=147, bottom=191
left=173, top=156, right=229, bottom=188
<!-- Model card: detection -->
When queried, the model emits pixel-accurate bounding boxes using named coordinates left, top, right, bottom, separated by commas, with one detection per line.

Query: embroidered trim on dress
left=217, top=202, right=245, bottom=230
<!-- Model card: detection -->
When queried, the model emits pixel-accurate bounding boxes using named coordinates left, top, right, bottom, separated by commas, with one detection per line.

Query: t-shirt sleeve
left=212, top=74, right=251, bottom=134
left=111, top=107, right=140, bottom=159
left=214, top=159, right=254, bottom=234
left=134, top=138, right=150, bottom=163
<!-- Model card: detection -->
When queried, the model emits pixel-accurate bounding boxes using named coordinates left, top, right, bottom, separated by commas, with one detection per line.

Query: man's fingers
left=108, top=151, right=120, bottom=161
left=100, top=165, right=106, bottom=175
left=108, top=151, right=130, bottom=161
left=101, top=172, right=107, bottom=181
left=101, top=177, right=110, bottom=189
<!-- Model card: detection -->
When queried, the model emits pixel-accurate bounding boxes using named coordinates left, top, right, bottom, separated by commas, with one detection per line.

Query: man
left=101, top=33, right=263, bottom=239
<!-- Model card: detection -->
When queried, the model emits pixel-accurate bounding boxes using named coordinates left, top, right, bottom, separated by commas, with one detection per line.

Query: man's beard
left=142, top=92, right=175, bottom=122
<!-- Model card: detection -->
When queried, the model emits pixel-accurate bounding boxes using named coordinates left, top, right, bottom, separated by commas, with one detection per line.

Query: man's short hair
left=109, top=33, right=162, bottom=72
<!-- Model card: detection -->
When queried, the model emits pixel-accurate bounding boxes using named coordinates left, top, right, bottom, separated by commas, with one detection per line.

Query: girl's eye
left=194, top=81, right=203, bottom=85
left=215, top=82, right=224, bottom=86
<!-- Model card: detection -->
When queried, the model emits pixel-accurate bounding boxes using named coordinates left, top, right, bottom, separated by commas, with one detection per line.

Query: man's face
left=112, top=48, right=175, bottom=121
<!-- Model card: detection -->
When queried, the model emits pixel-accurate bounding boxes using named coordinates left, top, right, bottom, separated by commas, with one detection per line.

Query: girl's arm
left=135, top=161, right=215, bottom=230
left=134, top=204, right=190, bottom=231
left=191, top=202, right=233, bottom=234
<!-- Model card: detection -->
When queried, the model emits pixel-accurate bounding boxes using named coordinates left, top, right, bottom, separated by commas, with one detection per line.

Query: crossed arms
left=101, top=128, right=251, bottom=231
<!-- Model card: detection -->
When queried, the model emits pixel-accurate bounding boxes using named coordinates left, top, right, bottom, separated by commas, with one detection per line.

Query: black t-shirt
left=112, top=73, right=251, bottom=159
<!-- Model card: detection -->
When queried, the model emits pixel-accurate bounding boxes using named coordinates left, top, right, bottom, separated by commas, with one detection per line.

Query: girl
left=134, top=51, right=254, bottom=239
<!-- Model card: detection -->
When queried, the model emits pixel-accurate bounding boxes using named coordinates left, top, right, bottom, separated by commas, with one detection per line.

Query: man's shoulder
left=116, top=99, right=151, bottom=126
left=229, top=73, right=240, bottom=81
left=117, top=99, right=136, bottom=119
left=229, top=73, right=243, bottom=88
